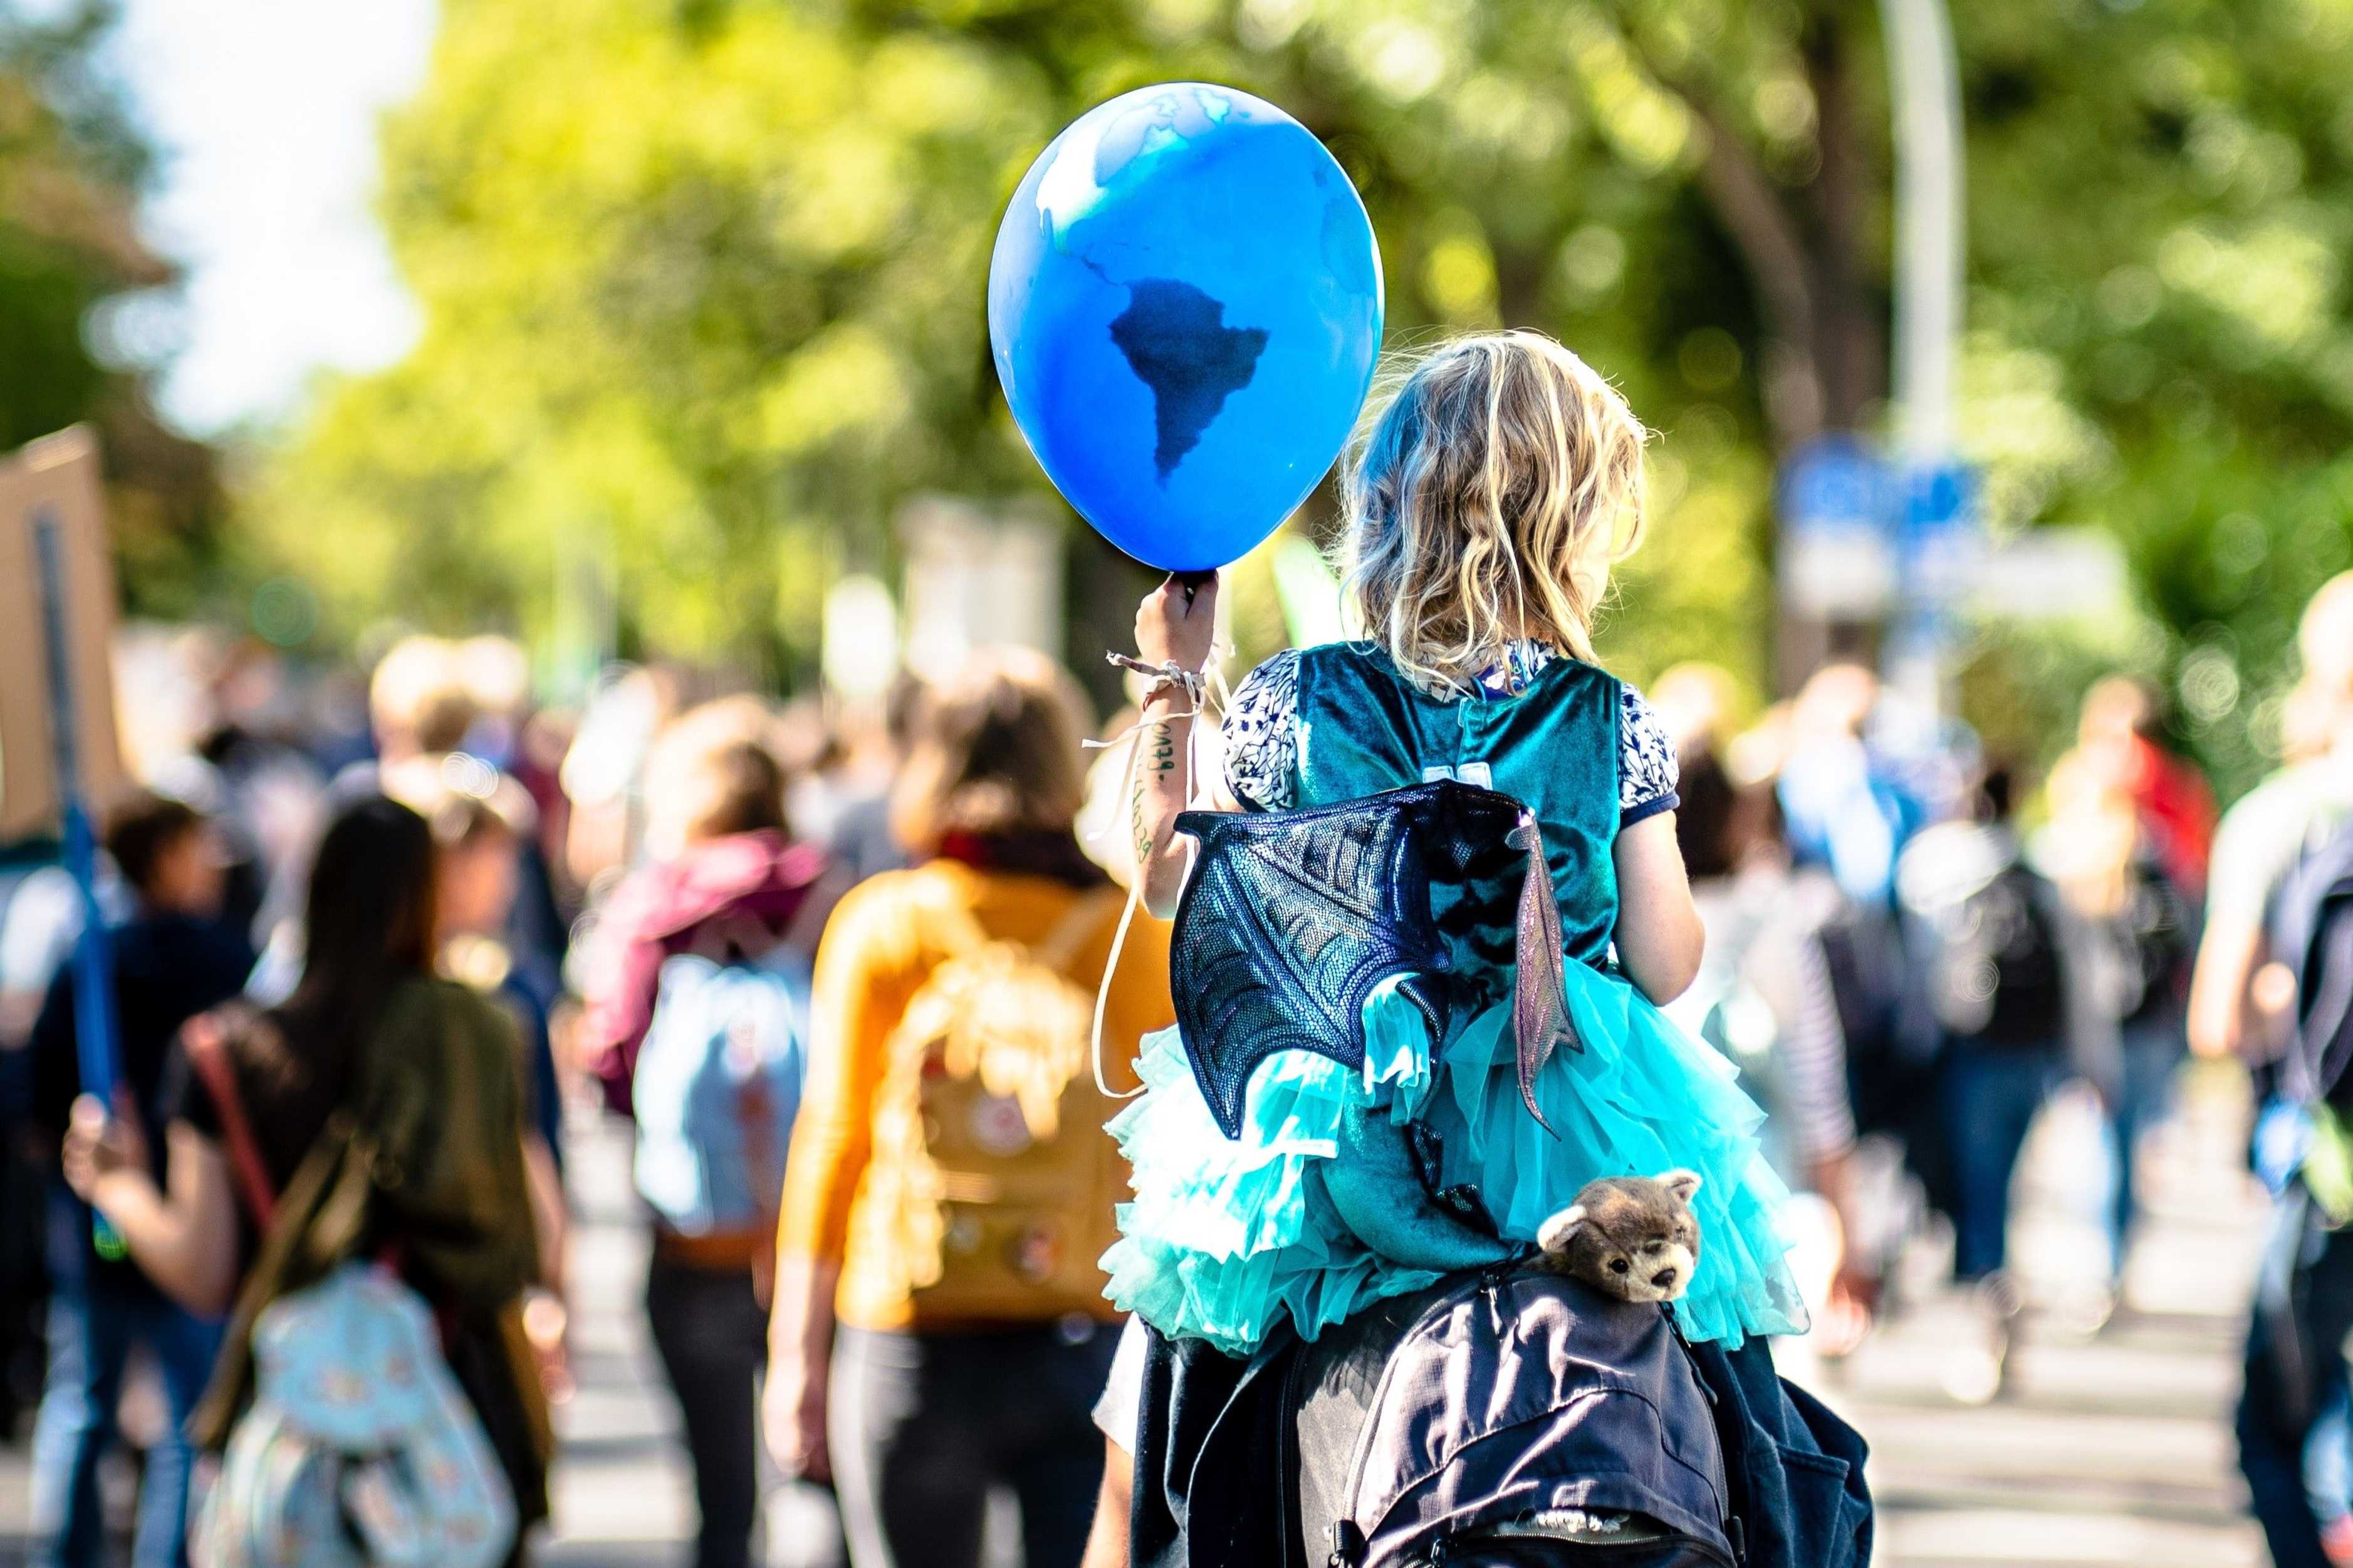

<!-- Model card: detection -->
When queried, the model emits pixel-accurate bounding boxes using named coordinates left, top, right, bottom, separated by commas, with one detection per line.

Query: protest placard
left=0, top=426, right=125, bottom=844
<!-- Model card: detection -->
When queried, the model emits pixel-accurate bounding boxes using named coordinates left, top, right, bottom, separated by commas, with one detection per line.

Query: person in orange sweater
left=765, top=649, right=1172, bottom=1568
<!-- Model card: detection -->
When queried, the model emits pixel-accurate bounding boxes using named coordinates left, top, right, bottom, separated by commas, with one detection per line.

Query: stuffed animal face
left=1535, top=1171, right=1703, bottom=1304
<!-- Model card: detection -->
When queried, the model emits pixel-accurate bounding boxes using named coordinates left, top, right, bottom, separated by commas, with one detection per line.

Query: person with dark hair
left=24, top=790, right=253, bottom=1568
left=57, top=795, right=552, bottom=1564
left=1898, top=764, right=2104, bottom=1401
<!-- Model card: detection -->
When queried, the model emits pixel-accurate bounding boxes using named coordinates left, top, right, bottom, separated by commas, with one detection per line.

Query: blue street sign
left=1778, top=435, right=1894, bottom=540
left=1898, top=460, right=1978, bottom=548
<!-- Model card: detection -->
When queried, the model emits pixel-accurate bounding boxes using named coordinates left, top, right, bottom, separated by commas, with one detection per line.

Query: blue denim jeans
left=2105, top=1022, right=2185, bottom=1276
left=1941, top=1044, right=2062, bottom=1282
left=28, top=1195, right=224, bottom=1568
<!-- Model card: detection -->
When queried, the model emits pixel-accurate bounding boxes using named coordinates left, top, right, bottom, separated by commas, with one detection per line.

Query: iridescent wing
left=1169, top=779, right=1577, bottom=1141
left=1169, top=797, right=1449, bottom=1138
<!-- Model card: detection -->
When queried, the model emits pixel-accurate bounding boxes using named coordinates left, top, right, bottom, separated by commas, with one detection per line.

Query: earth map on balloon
left=989, top=80, right=1383, bottom=570
left=1106, top=278, right=1270, bottom=483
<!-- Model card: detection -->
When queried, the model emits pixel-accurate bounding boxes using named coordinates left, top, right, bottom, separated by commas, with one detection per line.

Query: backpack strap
left=927, top=880, right=1134, bottom=1097
left=182, top=1010, right=278, bottom=1230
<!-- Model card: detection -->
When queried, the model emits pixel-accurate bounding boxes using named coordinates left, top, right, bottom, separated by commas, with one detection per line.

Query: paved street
left=0, top=1065, right=2273, bottom=1567
left=1798, top=1064, right=2268, bottom=1567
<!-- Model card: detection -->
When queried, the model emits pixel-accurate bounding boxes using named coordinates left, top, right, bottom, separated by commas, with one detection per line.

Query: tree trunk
left=1644, top=9, right=1885, bottom=456
left=1803, top=15, right=1885, bottom=435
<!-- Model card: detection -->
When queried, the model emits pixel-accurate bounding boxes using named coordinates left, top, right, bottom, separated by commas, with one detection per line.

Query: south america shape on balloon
left=1107, top=279, right=1270, bottom=482
left=988, top=83, right=1385, bottom=574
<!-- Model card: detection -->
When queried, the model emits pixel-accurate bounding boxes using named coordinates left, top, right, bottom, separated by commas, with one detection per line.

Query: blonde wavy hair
left=1339, top=331, right=1649, bottom=691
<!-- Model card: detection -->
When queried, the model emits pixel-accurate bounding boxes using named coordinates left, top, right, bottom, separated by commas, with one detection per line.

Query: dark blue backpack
left=1123, top=1270, right=1872, bottom=1568
left=2267, top=820, right=2353, bottom=1108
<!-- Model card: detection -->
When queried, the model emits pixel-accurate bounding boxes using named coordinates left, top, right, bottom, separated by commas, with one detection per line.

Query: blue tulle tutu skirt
left=1101, top=959, right=1809, bottom=1356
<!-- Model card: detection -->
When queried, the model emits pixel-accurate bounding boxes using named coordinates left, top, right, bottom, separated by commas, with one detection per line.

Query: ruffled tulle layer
left=1102, top=964, right=1808, bottom=1356
left=1098, top=980, right=1446, bottom=1358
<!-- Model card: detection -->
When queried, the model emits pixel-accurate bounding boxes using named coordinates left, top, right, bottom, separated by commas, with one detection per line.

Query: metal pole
left=1879, top=0, right=1967, bottom=720
left=34, top=509, right=125, bottom=1259
left=1882, top=0, right=1964, bottom=460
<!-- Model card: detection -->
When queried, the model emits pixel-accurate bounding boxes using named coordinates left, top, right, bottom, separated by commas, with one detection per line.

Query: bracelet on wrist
left=1107, top=652, right=1206, bottom=708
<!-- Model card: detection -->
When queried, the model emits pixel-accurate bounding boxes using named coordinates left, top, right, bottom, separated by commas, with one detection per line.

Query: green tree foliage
left=256, top=0, right=2353, bottom=792
left=0, top=1, right=218, bottom=615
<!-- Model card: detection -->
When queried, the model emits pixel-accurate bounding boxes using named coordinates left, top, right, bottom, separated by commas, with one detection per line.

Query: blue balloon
left=988, top=83, right=1384, bottom=573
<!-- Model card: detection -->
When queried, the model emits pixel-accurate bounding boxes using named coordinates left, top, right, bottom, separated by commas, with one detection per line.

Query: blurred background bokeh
left=8, top=0, right=2350, bottom=791
left=6, top=3, right=2352, bottom=1564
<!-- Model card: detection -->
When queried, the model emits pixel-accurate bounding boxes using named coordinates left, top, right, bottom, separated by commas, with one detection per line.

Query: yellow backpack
left=859, top=888, right=1129, bottom=1322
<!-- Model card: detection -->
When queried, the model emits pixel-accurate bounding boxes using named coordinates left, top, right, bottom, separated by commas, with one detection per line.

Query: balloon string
left=1080, top=643, right=1227, bottom=1101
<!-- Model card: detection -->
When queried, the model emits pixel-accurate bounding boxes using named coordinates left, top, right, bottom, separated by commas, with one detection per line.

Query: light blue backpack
left=631, top=947, right=811, bottom=1233
left=195, top=1262, right=516, bottom=1568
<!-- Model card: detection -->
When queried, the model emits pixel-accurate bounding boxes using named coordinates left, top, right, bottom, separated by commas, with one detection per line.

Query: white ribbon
left=1080, top=648, right=1233, bottom=1099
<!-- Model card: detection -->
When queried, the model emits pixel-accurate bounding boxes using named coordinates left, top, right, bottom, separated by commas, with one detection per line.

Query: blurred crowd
left=0, top=594, right=2289, bottom=1567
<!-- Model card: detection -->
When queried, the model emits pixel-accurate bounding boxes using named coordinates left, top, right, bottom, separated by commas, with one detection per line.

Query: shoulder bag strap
left=180, top=1010, right=278, bottom=1230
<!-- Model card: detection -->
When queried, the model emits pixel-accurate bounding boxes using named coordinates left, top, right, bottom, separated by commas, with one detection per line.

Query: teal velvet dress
left=1101, top=641, right=1808, bottom=1355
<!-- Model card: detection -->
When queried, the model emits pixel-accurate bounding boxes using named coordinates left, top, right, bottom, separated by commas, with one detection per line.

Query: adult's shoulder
left=825, top=863, right=937, bottom=920
left=380, top=974, right=519, bottom=1053
left=160, top=999, right=278, bottom=1141
left=357, top=979, right=529, bottom=1125
left=2217, top=759, right=2302, bottom=818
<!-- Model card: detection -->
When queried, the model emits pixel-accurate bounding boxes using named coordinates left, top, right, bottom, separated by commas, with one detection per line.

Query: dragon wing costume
left=1104, top=645, right=1809, bottom=1361
left=1168, top=777, right=1577, bottom=1138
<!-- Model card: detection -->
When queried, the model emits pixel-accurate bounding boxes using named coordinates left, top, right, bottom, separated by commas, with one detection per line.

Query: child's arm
left=1131, top=575, right=1223, bottom=920
left=1612, top=813, right=1705, bottom=1004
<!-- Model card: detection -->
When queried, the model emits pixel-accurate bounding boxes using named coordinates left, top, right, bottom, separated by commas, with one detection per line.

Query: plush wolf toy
left=1536, top=1171, right=1703, bottom=1304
